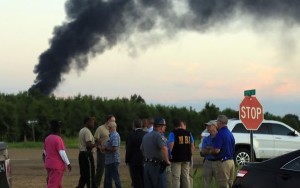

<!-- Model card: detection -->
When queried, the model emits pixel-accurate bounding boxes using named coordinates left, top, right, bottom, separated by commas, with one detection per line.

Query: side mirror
left=288, top=131, right=298, bottom=136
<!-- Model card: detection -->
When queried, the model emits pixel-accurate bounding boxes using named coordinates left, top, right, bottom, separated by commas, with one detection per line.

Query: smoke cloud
left=29, top=0, right=300, bottom=95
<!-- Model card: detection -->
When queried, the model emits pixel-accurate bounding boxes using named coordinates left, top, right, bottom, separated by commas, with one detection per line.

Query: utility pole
left=27, top=120, right=38, bottom=142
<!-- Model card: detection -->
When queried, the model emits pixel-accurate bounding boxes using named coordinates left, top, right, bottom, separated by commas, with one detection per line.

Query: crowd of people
left=42, top=114, right=235, bottom=188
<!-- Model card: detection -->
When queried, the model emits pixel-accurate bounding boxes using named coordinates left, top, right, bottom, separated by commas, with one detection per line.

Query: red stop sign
left=239, top=96, right=264, bottom=130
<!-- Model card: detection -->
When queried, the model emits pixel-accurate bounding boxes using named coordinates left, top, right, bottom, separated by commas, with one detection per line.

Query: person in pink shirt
left=44, top=120, right=72, bottom=188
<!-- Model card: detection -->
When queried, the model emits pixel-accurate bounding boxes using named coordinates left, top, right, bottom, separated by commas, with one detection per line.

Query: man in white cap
left=204, top=115, right=235, bottom=188
left=199, top=120, right=218, bottom=188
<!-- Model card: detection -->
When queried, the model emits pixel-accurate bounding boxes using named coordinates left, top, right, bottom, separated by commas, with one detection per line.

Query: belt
left=206, top=159, right=220, bottom=161
left=207, top=158, right=233, bottom=162
left=144, top=158, right=162, bottom=164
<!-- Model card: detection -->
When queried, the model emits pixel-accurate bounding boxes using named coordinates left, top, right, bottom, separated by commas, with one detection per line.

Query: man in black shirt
left=168, top=118, right=194, bottom=188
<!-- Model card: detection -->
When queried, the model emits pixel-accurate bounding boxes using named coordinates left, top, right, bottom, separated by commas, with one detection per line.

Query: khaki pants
left=165, top=165, right=172, bottom=188
left=171, top=162, right=190, bottom=188
left=202, top=160, right=217, bottom=188
left=189, top=158, right=193, bottom=188
left=214, top=160, right=235, bottom=188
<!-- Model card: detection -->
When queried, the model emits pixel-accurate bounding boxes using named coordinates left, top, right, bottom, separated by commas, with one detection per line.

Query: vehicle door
left=252, top=123, right=274, bottom=158
left=271, top=123, right=300, bottom=156
left=277, top=156, right=300, bottom=187
left=232, top=123, right=274, bottom=159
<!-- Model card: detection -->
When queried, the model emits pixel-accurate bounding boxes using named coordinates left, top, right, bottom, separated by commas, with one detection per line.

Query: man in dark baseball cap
left=153, top=117, right=166, bottom=126
left=141, top=116, right=170, bottom=187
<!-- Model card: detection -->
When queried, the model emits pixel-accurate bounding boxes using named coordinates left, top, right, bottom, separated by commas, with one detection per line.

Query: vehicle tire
left=234, top=148, right=251, bottom=166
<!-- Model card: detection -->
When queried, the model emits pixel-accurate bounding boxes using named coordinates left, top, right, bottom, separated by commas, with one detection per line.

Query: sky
left=1, top=0, right=300, bottom=117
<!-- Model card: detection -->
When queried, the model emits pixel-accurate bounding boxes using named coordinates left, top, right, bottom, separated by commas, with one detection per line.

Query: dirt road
left=9, top=147, right=130, bottom=188
left=9, top=147, right=202, bottom=188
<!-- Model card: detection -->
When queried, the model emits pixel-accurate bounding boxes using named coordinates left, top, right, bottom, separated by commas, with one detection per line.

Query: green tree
left=0, top=92, right=297, bottom=142
left=282, top=114, right=300, bottom=131
left=130, top=94, right=146, bottom=104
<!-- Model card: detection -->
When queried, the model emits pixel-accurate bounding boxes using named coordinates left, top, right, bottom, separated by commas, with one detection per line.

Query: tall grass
left=192, top=166, right=217, bottom=188
left=6, top=137, right=79, bottom=149
left=192, top=139, right=218, bottom=188
left=7, top=141, right=43, bottom=148
left=6, top=137, right=123, bottom=149
left=63, top=137, right=79, bottom=148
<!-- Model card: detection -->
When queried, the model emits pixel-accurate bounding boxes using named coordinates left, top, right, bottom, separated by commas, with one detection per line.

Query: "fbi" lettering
left=178, top=136, right=190, bottom=144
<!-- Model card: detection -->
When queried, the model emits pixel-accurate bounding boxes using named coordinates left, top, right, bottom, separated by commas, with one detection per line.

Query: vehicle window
left=271, top=123, right=292, bottom=136
left=232, top=123, right=249, bottom=133
left=282, top=156, right=300, bottom=172
left=232, top=123, right=269, bottom=134
left=255, top=123, right=269, bottom=134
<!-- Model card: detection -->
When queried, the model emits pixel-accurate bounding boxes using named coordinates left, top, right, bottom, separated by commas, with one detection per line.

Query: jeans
left=104, top=162, right=121, bottom=188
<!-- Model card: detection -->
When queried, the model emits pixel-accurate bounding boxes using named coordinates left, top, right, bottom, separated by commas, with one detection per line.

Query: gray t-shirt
left=141, top=130, right=167, bottom=160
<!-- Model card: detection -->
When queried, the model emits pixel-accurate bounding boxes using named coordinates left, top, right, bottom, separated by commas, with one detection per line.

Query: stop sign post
left=239, top=89, right=264, bottom=162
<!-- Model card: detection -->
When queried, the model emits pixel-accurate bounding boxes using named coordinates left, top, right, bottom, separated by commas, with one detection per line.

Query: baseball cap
left=204, top=120, right=217, bottom=127
left=153, top=117, right=166, bottom=126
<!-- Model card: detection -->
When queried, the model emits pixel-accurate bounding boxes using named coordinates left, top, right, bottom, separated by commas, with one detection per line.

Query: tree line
left=0, top=92, right=299, bottom=142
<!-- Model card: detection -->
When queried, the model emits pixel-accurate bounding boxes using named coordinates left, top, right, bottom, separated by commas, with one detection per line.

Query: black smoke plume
left=29, top=0, right=300, bottom=95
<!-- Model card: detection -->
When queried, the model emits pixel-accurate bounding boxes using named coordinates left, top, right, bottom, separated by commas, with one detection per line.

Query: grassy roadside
left=7, top=141, right=44, bottom=148
left=6, top=138, right=140, bottom=149
left=7, top=137, right=78, bottom=149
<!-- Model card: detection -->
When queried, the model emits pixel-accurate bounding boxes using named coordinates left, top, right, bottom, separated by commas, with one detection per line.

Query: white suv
left=200, top=119, right=300, bottom=166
